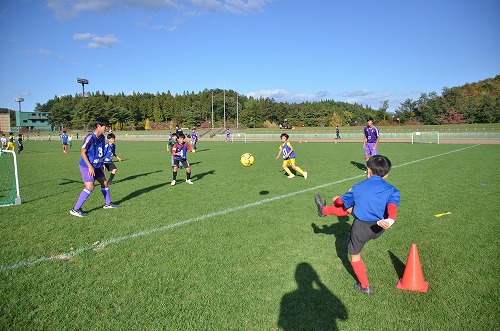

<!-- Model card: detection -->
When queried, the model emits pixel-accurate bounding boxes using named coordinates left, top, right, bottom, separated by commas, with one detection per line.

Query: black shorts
left=347, top=218, right=385, bottom=255
left=104, top=162, right=117, bottom=171
left=173, top=159, right=189, bottom=168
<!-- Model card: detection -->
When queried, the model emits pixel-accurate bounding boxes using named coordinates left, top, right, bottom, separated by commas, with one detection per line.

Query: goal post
left=0, top=150, right=21, bottom=207
left=231, top=133, right=247, bottom=143
left=411, top=131, right=439, bottom=144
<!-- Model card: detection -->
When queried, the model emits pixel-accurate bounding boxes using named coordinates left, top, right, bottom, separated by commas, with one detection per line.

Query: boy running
left=103, top=133, right=122, bottom=184
left=70, top=118, right=119, bottom=217
left=314, top=155, right=400, bottom=295
left=7, top=133, right=15, bottom=151
left=17, top=134, right=23, bottom=154
left=275, top=133, right=308, bottom=179
left=171, top=133, right=194, bottom=185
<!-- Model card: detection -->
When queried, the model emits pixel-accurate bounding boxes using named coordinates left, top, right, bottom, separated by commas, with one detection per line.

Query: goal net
left=231, top=133, right=247, bottom=143
left=411, top=131, right=439, bottom=144
left=0, top=150, right=21, bottom=207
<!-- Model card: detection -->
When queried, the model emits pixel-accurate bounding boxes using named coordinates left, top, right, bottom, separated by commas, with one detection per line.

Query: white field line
left=0, top=144, right=480, bottom=272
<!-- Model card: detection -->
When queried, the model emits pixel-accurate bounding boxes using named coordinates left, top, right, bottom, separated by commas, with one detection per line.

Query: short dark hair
left=280, top=133, right=289, bottom=140
left=171, top=133, right=178, bottom=138
left=178, top=133, right=186, bottom=139
left=107, top=133, right=116, bottom=139
left=94, top=117, right=109, bottom=128
left=367, top=117, right=374, bottom=122
left=367, top=155, right=392, bottom=177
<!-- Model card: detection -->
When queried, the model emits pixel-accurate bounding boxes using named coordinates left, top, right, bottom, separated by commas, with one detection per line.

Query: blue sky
left=1, top=0, right=499, bottom=114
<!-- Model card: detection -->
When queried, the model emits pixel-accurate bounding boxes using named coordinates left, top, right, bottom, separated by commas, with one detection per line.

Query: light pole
left=76, top=78, right=89, bottom=130
left=14, top=98, right=24, bottom=131
left=14, top=98, right=24, bottom=112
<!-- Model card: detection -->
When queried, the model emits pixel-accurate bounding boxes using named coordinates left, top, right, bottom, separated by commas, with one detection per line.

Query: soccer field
left=1, top=140, right=499, bottom=330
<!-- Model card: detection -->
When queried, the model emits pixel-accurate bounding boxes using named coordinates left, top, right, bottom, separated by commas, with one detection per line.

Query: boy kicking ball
left=315, top=155, right=400, bottom=294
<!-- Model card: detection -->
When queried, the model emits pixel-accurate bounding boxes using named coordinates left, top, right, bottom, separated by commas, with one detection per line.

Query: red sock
left=322, top=205, right=348, bottom=216
left=351, top=259, right=369, bottom=288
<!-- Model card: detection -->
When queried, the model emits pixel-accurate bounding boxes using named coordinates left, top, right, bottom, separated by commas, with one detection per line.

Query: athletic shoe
left=70, top=208, right=88, bottom=217
left=354, top=282, right=372, bottom=295
left=171, top=180, right=176, bottom=186
left=287, top=174, right=295, bottom=179
left=186, top=179, right=193, bottom=184
left=303, top=172, right=308, bottom=179
left=103, top=203, right=120, bottom=209
left=315, top=194, right=325, bottom=217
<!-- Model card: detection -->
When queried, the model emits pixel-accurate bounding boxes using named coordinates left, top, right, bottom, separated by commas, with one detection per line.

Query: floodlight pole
left=76, top=78, right=89, bottom=130
left=15, top=98, right=24, bottom=112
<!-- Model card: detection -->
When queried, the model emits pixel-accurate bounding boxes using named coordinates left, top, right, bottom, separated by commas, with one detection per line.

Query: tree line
left=15, top=75, right=500, bottom=130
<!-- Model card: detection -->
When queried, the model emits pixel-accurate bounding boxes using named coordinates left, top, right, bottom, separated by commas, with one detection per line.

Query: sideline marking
left=0, top=144, right=480, bottom=272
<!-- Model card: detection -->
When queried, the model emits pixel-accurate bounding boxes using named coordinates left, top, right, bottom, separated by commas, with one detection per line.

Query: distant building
left=0, top=113, right=10, bottom=132
left=15, top=111, right=52, bottom=131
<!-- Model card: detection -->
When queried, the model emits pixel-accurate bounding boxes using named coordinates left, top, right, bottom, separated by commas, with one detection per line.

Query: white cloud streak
left=48, top=0, right=271, bottom=19
left=73, top=33, right=119, bottom=49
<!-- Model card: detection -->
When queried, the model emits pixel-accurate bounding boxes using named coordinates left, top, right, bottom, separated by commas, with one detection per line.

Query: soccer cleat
left=171, top=180, right=176, bottom=186
left=287, top=174, right=295, bottom=179
left=103, top=203, right=120, bottom=209
left=303, top=172, right=308, bottom=179
left=354, top=282, right=372, bottom=295
left=315, top=194, right=325, bottom=217
left=186, top=179, right=193, bottom=184
left=70, top=208, right=88, bottom=217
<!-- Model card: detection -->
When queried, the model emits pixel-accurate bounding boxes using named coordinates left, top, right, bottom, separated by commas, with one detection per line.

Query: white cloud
left=73, top=33, right=119, bottom=49
left=246, top=89, right=329, bottom=103
left=48, top=0, right=271, bottom=19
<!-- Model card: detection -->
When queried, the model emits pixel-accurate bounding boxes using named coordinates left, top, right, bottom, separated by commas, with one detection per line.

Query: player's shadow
left=192, top=170, right=215, bottom=181
left=59, top=178, right=81, bottom=185
left=350, top=161, right=366, bottom=171
left=114, top=170, right=163, bottom=183
left=311, top=216, right=357, bottom=281
left=188, top=161, right=201, bottom=166
left=388, top=250, right=406, bottom=279
left=113, top=182, right=166, bottom=205
left=278, top=263, right=348, bottom=331
left=194, top=148, right=210, bottom=152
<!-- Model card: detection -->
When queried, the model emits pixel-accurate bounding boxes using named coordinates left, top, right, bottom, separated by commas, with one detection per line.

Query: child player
left=167, top=133, right=178, bottom=167
left=275, top=133, right=308, bottom=179
left=70, top=118, right=119, bottom=217
left=314, top=155, right=400, bottom=295
left=61, top=130, right=69, bottom=153
left=7, top=133, right=15, bottom=151
left=190, top=127, right=198, bottom=152
left=103, top=133, right=122, bottom=184
left=17, top=134, right=24, bottom=154
left=171, top=133, right=194, bottom=185
left=1, top=134, right=7, bottom=150
left=363, top=117, right=379, bottom=164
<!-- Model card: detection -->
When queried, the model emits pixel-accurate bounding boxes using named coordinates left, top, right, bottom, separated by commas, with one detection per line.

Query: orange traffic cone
left=396, top=243, right=429, bottom=292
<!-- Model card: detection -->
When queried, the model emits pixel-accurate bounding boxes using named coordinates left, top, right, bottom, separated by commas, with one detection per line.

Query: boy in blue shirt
left=315, top=155, right=400, bottom=295
left=61, top=130, right=69, bottom=153
left=275, top=133, right=308, bottom=179
left=171, top=133, right=194, bottom=185
left=70, top=118, right=119, bottom=217
left=103, top=133, right=122, bottom=184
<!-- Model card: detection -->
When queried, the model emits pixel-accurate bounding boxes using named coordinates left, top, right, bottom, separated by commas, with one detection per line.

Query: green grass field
left=1, top=139, right=499, bottom=330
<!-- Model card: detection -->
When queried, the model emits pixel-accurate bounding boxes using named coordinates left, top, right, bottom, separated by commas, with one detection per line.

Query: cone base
left=397, top=278, right=429, bottom=292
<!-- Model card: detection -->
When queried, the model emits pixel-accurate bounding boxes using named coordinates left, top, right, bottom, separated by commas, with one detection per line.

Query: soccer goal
left=231, top=133, right=247, bottom=143
left=0, top=150, right=21, bottom=207
left=411, top=131, right=439, bottom=144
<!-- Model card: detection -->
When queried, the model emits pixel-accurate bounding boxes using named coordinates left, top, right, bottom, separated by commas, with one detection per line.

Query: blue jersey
left=79, top=132, right=105, bottom=168
left=280, top=142, right=296, bottom=159
left=172, top=142, right=191, bottom=161
left=103, top=143, right=116, bottom=164
left=61, top=134, right=68, bottom=143
left=364, top=126, right=379, bottom=144
left=341, top=176, right=400, bottom=222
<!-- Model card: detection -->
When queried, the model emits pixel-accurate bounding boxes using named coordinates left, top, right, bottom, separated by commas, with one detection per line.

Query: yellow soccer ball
left=240, top=153, right=255, bottom=167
